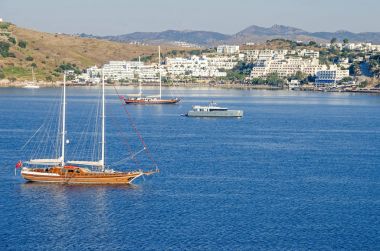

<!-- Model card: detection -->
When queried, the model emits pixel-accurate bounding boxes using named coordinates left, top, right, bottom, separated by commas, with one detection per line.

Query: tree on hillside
left=251, top=77, right=266, bottom=85
left=8, top=37, right=16, bottom=45
left=46, top=76, right=53, bottom=82
left=0, top=22, right=11, bottom=30
left=233, top=61, right=254, bottom=75
left=55, top=63, right=81, bottom=74
left=0, top=41, right=10, bottom=57
left=0, top=68, right=5, bottom=79
left=343, top=38, right=349, bottom=44
left=289, top=71, right=308, bottom=82
left=330, top=38, right=337, bottom=44
left=266, top=72, right=285, bottom=87
left=349, top=62, right=361, bottom=76
left=18, top=40, right=27, bottom=48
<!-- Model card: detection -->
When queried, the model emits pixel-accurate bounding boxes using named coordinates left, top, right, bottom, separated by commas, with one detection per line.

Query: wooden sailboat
left=124, top=46, right=180, bottom=104
left=20, top=72, right=158, bottom=184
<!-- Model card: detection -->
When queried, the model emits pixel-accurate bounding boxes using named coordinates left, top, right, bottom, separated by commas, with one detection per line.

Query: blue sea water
left=0, top=87, right=379, bottom=250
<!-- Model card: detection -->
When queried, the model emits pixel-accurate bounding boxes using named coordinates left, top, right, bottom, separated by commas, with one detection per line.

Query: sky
left=1, top=0, right=379, bottom=35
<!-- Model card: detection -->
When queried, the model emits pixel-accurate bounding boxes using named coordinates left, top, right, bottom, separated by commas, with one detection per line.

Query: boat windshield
left=209, top=108, right=228, bottom=111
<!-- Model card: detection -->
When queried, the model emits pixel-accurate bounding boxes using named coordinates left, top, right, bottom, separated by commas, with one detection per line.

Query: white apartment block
left=172, top=41, right=201, bottom=48
left=297, top=49, right=320, bottom=58
left=250, top=57, right=326, bottom=78
left=165, top=55, right=233, bottom=78
left=315, top=68, right=350, bottom=86
left=84, top=61, right=161, bottom=82
left=102, top=61, right=140, bottom=81
left=242, top=49, right=290, bottom=62
left=207, top=56, right=238, bottom=70
left=321, top=42, right=380, bottom=52
left=217, top=45, right=240, bottom=55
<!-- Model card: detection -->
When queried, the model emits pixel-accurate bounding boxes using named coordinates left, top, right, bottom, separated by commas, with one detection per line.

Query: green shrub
left=0, top=22, right=10, bottom=30
left=8, top=37, right=16, bottom=44
left=52, top=72, right=60, bottom=77
left=55, top=63, right=81, bottom=74
left=0, top=41, right=10, bottom=57
left=0, top=69, right=5, bottom=79
left=18, top=40, right=27, bottom=48
left=25, top=56, right=34, bottom=61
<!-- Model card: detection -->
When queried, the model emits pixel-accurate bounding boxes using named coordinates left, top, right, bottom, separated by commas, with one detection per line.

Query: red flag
left=15, top=161, right=22, bottom=169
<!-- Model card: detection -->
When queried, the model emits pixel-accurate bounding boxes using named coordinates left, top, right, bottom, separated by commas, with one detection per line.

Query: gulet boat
left=19, top=72, right=158, bottom=184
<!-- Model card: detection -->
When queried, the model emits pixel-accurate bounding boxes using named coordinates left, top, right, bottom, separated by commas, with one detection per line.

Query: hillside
left=0, top=24, right=188, bottom=81
left=86, top=24, right=380, bottom=46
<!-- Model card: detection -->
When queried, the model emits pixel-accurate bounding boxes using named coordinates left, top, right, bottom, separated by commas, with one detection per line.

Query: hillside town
left=76, top=42, right=380, bottom=91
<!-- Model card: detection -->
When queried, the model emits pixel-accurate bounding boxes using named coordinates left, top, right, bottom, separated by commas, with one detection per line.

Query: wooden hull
left=124, top=98, right=180, bottom=104
left=21, top=168, right=143, bottom=184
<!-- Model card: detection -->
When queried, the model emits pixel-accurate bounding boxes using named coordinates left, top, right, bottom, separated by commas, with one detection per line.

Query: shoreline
left=0, top=81, right=283, bottom=90
left=1, top=81, right=379, bottom=94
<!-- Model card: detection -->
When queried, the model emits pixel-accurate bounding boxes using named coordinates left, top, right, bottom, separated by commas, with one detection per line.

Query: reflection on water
left=20, top=181, right=139, bottom=191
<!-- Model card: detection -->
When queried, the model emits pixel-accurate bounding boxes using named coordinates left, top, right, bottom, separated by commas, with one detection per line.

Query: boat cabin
left=192, top=105, right=228, bottom=112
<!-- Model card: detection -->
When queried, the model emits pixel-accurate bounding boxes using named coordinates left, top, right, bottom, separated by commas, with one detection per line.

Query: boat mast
left=101, top=70, right=105, bottom=171
left=61, top=73, right=66, bottom=167
left=159, top=46, right=162, bottom=99
left=138, top=56, right=142, bottom=98
left=32, top=67, right=36, bottom=83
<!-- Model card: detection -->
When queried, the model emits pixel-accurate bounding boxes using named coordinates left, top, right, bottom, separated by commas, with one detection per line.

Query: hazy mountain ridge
left=81, top=24, right=380, bottom=45
left=82, top=30, right=229, bottom=45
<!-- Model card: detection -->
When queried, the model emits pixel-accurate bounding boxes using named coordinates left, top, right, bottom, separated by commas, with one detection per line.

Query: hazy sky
left=1, top=0, right=379, bottom=35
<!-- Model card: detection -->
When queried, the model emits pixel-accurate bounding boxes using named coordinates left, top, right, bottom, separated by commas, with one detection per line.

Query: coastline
left=0, top=80, right=283, bottom=90
left=1, top=80, right=379, bottom=94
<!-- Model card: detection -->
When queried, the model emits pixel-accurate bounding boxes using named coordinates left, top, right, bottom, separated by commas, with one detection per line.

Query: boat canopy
left=66, top=160, right=103, bottom=167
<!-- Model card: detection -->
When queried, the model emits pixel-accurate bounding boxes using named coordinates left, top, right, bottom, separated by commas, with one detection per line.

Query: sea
left=0, top=87, right=379, bottom=250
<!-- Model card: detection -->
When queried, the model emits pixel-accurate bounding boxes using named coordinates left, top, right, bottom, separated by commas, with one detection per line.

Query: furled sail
left=28, top=158, right=62, bottom=165
left=67, top=160, right=103, bottom=167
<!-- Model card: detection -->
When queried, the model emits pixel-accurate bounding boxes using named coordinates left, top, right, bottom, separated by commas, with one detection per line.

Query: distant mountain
left=310, top=31, right=380, bottom=43
left=237, top=24, right=307, bottom=36
left=230, top=24, right=316, bottom=44
left=83, top=30, right=230, bottom=45
left=80, top=25, right=380, bottom=46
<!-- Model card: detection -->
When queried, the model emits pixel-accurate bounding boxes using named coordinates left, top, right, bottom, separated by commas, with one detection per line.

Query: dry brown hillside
left=0, top=24, right=189, bottom=81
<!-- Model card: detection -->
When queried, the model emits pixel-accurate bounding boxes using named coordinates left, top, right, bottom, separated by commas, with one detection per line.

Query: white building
left=242, top=49, right=288, bottom=62
left=315, top=67, right=350, bottom=86
left=217, top=45, right=240, bottom=55
left=165, top=55, right=230, bottom=78
left=102, top=61, right=140, bottom=81
left=172, top=41, right=201, bottom=48
left=250, top=57, right=325, bottom=78
left=298, top=49, right=319, bottom=58
left=207, top=56, right=238, bottom=70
